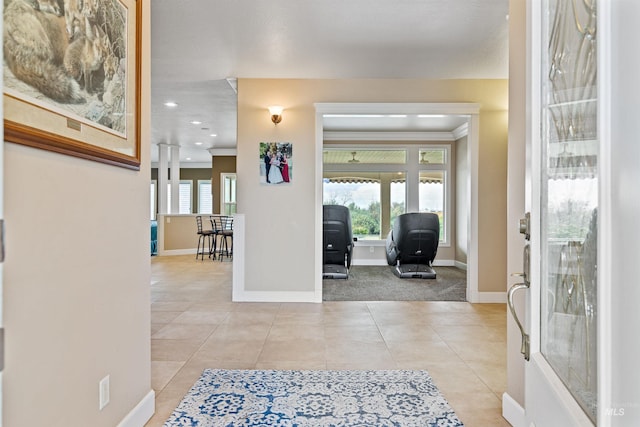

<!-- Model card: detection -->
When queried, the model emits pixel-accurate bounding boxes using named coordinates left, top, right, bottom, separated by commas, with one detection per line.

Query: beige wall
left=2, top=2, right=152, bottom=425
left=478, top=109, right=509, bottom=292
left=160, top=214, right=202, bottom=251
left=237, top=78, right=508, bottom=295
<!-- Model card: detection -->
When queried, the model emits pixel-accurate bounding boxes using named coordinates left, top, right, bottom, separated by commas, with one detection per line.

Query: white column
left=380, top=174, right=392, bottom=238
left=170, top=145, right=180, bottom=214
left=157, top=143, right=169, bottom=214
left=406, top=145, right=420, bottom=212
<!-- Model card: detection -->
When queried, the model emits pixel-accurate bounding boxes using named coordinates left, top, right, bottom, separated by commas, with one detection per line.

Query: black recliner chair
left=386, top=212, right=439, bottom=279
left=322, top=205, right=354, bottom=279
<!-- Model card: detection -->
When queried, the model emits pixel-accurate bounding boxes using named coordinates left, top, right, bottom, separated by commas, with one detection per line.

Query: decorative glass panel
left=540, top=0, right=598, bottom=421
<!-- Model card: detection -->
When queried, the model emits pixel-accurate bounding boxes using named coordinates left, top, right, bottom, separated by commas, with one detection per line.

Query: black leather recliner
left=322, top=205, right=354, bottom=279
left=386, top=212, right=439, bottom=279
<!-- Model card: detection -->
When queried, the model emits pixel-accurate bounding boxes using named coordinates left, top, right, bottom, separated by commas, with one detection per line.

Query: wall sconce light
left=268, top=106, right=283, bottom=125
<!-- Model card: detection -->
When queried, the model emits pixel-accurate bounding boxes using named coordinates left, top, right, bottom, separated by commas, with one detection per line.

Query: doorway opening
left=314, top=103, right=480, bottom=302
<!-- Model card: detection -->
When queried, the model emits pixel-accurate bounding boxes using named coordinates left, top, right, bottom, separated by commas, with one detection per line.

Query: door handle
left=508, top=241, right=531, bottom=361
left=508, top=281, right=530, bottom=361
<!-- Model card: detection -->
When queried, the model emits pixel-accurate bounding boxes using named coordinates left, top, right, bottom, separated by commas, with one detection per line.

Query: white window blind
left=167, top=181, right=192, bottom=214
left=198, top=180, right=213, bottom=214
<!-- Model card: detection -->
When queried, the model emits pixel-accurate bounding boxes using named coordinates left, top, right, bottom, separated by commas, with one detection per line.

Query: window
left=323, top=149, right=406, bottom=164
left=221, top=173, right=237, bottom=215
left=322, top=173, right=407, bottom=240
left=323, top=146, right=450, bottom=244
left=419, top=148, right=446, bottom=164
left=167, top=181, right=192, bottom=214
left=419, top=171, right=445, bottom=240
left=198, top=180, right=213, bottom=214
left=324, top=179, right=380, bottom=239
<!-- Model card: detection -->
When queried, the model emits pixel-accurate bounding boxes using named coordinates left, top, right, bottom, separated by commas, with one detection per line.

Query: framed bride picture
left=259, top=142, right=292, bottom=185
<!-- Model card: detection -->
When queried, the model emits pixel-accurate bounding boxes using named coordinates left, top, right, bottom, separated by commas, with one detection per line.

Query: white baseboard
left=117, top=390, right=155, bottom=427
left=454, top=260, right=467, bottom=270
left=158, top=248, right=197, bottom=256
left=232, top=290, right=321, bottom=303
left=467, top=290, right=507, bottom=303
left=433, top=259, right=455, bottom=267
left=352, top=259, right=387, bottom=266
left=502, top=392, right=525, bottom=427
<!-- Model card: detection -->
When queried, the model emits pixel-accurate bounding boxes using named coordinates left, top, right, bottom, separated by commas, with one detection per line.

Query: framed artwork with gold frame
left=3, top=0, right=141, bottom=170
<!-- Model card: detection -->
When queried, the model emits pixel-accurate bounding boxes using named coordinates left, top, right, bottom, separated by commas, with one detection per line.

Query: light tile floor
left=145, top=255, right=511, bottom=427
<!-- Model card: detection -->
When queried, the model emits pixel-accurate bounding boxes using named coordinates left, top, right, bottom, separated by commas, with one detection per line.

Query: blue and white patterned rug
left=164, top=369, right=464, bottom=426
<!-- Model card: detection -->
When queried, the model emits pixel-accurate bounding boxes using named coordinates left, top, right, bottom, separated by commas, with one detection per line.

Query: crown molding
left=452, top=122, right=469, bottom=140
left=323, top=131, right=456, bottom=141
left=208, top=148, right=237, bottom=156
left=315, top=102, right=481, bottom=115
left=323, top=131, right=456, bottom=142
left=151, top=162, right=212, bottom=169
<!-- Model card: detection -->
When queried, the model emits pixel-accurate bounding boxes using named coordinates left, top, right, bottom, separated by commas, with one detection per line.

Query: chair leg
left=218, top=236, right=225, bottom=261
left=196, top=234, right=204, bottom=260
left=219, top=235, right=229, bottom=261
left=211, top=234, right=218, bottom=260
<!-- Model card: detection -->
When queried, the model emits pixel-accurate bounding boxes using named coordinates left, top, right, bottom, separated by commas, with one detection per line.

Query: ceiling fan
left=348, top=151, right=360, bottom=163
left=420, top=151, right=429, bottom=164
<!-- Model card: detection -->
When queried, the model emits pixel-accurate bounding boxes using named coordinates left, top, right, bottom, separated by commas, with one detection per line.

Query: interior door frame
left=313, top=102, right=480, bottom=302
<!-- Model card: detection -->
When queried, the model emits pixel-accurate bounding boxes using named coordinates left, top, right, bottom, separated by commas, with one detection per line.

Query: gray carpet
left=323, top=265, right=467, bottom=301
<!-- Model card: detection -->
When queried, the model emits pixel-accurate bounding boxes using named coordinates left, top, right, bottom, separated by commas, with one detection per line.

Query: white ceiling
left=150, top=0, right=509, bottom=165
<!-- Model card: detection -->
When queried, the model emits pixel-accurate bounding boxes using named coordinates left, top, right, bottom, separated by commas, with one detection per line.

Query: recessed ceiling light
left=417, top=114, right=447, bottom=118
left=210, top=133, right=217, bottom=137
left=186, top=157, right=192, bottom=161
left=194, top=142, right=203, bottom=146
left=190, top=120, right=202, bottom=125
left=164, top=101, right=178, bottom=107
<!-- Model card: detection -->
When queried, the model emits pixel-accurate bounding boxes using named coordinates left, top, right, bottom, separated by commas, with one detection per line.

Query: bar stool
left=212, top=215, right=233, bottom=261
left=209, top=215, right=221, bottom=260
left=195, top=216, right=215, bottom=260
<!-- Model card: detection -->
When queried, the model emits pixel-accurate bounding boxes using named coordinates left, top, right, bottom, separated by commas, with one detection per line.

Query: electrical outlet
left=99, top=375, right=110, bottom=410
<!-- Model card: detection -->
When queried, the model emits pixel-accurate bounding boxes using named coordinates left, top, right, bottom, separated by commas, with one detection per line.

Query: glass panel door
left=540, top=0, right=598, bottom=421
left=221, top=173, right=237, bottom=215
